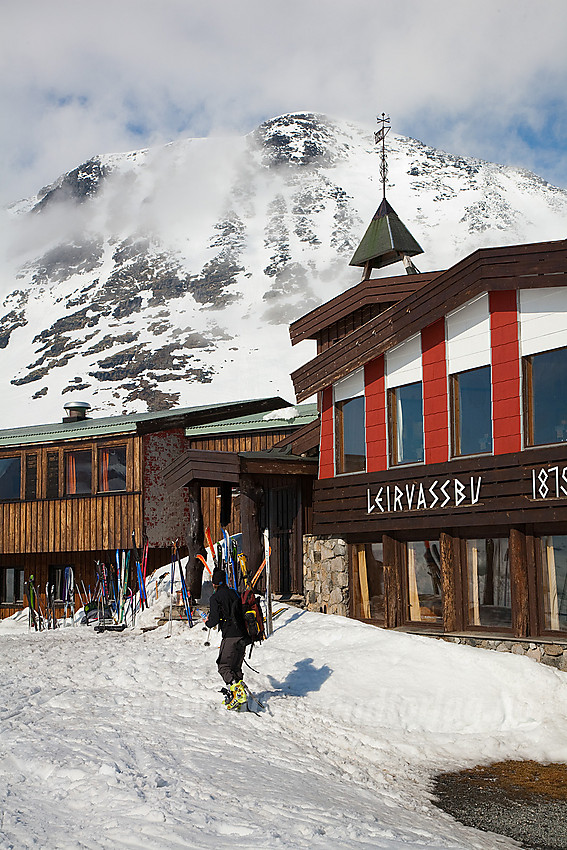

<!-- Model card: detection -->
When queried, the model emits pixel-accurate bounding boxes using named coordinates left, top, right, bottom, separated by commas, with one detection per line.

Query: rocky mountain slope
left=2, top=112, right=567, bottom=428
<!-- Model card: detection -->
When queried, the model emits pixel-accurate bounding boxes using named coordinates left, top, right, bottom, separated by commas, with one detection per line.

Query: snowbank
left=1, top=604, right=566, bottom=849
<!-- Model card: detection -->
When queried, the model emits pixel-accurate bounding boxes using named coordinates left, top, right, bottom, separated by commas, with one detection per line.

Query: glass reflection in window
left=452, top=365, right=492, bottom=456
left=525, top=347, right=567, bottom=446
left=0, top=457, right=21, bottom=500
left=335, top=395, right=365, bottom=474
left=406, top=540, right=442, bottom=623
left=540, top=536, right=567, bottom=632
left=99, top=446, right=127, bottom=491
left=353, top=542, right=384, bottom=621
left=66, top=450, right=91, bottom=495
left=390, top=382, right=423, bottom=465
left=466, top=538, right=511, bottom=628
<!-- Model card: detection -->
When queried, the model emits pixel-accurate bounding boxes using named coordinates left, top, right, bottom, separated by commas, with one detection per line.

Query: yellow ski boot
left=225, top=680, right=247, bottom=710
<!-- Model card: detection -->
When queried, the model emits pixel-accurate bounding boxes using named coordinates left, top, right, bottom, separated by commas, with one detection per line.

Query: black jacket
left=205, top=583, right=248, bottom=639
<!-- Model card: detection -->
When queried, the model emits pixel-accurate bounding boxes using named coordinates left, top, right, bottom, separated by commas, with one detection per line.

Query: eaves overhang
left=291, top=239, right=567, bottom=402
left=162, top=448, right=318, bottom=493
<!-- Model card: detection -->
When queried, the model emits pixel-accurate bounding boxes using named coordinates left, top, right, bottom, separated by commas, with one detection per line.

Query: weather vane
left=374, top=113, right=391, bottom=200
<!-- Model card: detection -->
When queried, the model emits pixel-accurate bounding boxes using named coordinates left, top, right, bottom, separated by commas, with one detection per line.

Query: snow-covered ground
left=1, top=582, right=567, bottom=849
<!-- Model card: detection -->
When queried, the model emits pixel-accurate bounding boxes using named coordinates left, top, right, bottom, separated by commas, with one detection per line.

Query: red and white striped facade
left=319, top=286, right=567, bottom=478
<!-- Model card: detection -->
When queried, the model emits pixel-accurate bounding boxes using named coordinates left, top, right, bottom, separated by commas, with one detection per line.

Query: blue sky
left=1, top=0, right=567, bottom=206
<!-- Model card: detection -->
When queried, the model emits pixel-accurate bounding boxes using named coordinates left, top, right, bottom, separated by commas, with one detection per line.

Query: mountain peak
left=2, top=113, right=567, bottom=427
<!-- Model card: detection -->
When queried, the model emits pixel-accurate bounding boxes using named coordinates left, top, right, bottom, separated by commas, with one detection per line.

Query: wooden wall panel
left=0, top=494, right=143, bottom=554
left=312, top=444, right=567, bottom=540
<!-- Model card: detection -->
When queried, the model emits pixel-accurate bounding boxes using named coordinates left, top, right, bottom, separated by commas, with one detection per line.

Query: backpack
left=241, top=585, right=265, bottom=644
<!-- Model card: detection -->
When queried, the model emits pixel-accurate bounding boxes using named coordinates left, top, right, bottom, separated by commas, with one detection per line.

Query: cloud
left=1, top=0, right=567, bottom=205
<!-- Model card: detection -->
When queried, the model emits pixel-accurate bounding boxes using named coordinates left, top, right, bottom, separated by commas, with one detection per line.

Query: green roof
left=349, top=199, right=423, bottom=270
left=0, top=397, right=290, bottom=447
left=184, top=404, right=319, bottom=437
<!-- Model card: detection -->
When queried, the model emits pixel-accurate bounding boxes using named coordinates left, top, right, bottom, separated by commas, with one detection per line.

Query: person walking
left=205, top=567, right=249, bottom=710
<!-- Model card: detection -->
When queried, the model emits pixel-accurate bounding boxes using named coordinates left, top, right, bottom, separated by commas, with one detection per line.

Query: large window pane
left=391, top=382, right=423, bottom=464
left=526, top=347, right=567, bottom=446
left=466, top=538, right=511, bottom=628
left=1, top=567, right=24, bottom=604
left=66, top=450, right=91, bottom=495
left=452, top=365, right=492, bottom=456
left=540, top=536, right=567, bottom=632
left=353, top=542, right=384, bottom=621
left=406, top=540, right=442, bottom=623
left=99, top=446, right=127, bottom=491
left=0, top=457, right=21, bottom=500
left=335, top=395, right=365, bottom=474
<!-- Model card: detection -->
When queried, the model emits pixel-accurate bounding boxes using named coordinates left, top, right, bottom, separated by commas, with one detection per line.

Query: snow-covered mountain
left=2, top=112, right=567, bottom=428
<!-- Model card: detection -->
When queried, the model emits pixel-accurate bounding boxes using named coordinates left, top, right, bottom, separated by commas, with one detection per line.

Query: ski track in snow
left=1, top=605, right=567, bottom=849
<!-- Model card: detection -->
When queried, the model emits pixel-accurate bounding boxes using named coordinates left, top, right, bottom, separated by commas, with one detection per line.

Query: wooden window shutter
left=46, top=451, right=60, bottom=499
left=25, top=454, right=38, bottom=501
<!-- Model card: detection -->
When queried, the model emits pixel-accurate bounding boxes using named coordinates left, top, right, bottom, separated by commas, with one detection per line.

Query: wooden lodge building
left=289, top=205, right=567, bottom=663
left=0, top=396, right=317, bottom=619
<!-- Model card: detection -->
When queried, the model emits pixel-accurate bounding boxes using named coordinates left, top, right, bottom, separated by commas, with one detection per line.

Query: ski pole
left=166, top=545, right=175, bottom=638
left=204, top=628, right=211, bottom=647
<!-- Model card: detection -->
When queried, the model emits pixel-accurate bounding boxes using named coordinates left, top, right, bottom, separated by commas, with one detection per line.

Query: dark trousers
left=216, top=636, right=247, bottom=685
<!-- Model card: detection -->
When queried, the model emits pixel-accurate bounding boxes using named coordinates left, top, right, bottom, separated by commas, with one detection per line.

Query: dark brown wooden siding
left=292, top=240, right=567, bottom=401
left=0, top=494, right=143, bottom=553
left=187, top=430, right=295, bottom=544
left=290, top=273, right=437, bottom=345
left=312, top=444, right=567, bottom=541
left=0, top=435, right=142, bottom=554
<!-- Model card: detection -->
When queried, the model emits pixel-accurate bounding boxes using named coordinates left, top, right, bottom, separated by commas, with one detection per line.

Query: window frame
left=388, top=380, right=424, bottom=467
left=97, top=445, right=128, bottom=493
left=0, top=455, right=22, bottom=502
left=402, top=539, right=443, bottom=627
left=523, top=345, right=567, bottom=448
left=461, top=536, right=512, bottom=631
left=65, top=448, right=93, bottom=496
left=334, top=394, right=366, bottom=475
left=535, top=534, right=567, bottom=636
left=0, top=566, right=25, bottom=605
left=450, top=364, right=493, bottom=458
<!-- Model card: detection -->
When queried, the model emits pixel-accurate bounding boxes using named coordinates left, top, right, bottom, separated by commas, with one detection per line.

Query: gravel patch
left=433, top=762, right=567, bottom=850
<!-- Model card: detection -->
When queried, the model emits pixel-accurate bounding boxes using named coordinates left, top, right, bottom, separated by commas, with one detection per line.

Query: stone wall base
left=303, top=534, right=349, bottom=616
left=434, top=634, right=567, bottom=672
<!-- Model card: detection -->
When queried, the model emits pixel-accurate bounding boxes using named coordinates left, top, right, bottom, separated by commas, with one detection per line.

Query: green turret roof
left=349, top=198, right=423, bottom=272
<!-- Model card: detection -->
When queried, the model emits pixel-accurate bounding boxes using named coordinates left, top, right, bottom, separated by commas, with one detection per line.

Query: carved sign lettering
left=367, top=476, right=482, bottom=515
left=532, top=466, right=567, bottom=500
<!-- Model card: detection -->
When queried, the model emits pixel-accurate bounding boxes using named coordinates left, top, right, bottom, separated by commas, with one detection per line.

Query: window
left=389, top=382, right=423, bottom=465
left=335, top=396, right=365, bottom=473
left=353, top=542, right=384, bottom=621
left=524, top=346, right=567, bottom=446
left=334, top=370, right=366, bottom=474
left=65, top=450, right=91, bottom=495
left=48, top=565, right=70, bottom=602
left=539, top=536, right=567, bottom=632
left=1, top=567, right=24, bottom=604
left=0, top=456, right=21, bottom=500
left=406, top=540, right=442, bottom=623
left=98, top=446, right=127, bottom=491
left=451, top=365, right=492, bottom=456
left=465, top=538, right=511, bottom=628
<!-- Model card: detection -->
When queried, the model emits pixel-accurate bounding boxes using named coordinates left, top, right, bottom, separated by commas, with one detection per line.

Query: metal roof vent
left=63, top=401, right=92, bottom=423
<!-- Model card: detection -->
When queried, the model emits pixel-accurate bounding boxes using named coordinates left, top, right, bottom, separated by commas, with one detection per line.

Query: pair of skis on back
left=196, top=527, right=267, bottom=593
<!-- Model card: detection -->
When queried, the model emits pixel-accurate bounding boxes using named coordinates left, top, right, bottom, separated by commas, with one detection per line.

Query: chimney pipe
left=62, top=401, right=91, bottom=423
